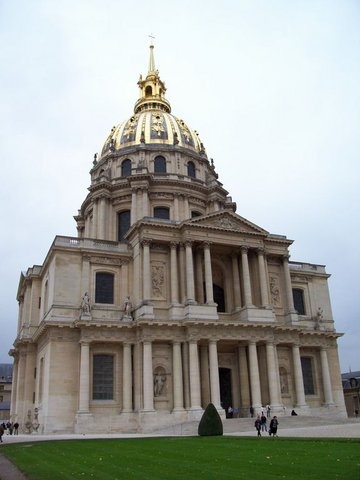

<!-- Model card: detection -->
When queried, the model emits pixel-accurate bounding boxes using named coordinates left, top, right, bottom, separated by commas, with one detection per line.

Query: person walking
left=13, top=422, right=19, bottom=435
left=260, top=413, right=267, bottom=432
left=254, top=414, right=262, bottom=437
left=269, top=415, right=279, bottom=437
left=0, top=424, right=4, bottom=443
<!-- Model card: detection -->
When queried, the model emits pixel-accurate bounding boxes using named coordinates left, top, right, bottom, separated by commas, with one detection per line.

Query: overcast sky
left=1, top=0, right=359, bottom=372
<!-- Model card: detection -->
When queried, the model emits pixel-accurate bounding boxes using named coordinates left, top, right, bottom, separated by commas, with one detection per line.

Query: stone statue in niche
left=80, top=292, right=91, bottom=315
left=270, top=276, right=280, bottom=307
left=123, top=296, right=133, bottom=319
left=154, top=373, right=166, bottom=396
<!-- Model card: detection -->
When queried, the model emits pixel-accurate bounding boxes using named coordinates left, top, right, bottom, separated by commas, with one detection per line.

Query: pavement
left=0, top=418, right=359, bottom=479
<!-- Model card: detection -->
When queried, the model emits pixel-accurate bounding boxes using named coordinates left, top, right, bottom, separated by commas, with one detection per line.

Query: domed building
left=10, top=45, right=346, bottom=434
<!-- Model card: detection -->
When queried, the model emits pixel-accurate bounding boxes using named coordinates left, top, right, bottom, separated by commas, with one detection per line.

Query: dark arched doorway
left=219, top=367, right=232, bottom=416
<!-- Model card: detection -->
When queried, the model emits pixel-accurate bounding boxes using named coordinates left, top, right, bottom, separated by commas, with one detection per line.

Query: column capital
left=141, top=239, right=152, bottom=247
left=184, top=240, right=193, bottom=248
left=257, top=247, right=266, bottom=255
left=282, top=254, right=290, bottom=262
left=170, top=241, right=179, bottom=249
left=240, top=246, right=249, bottom=254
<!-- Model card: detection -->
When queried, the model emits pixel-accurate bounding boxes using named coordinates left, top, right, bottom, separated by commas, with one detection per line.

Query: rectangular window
left=293, top=288, right=306, bottom=315
left=301, top=356, right=315, bottom=395
left=118, top=210, right=130, bottom=241
left=95, top=273, right=114, bottom=304
left=93, top=354, right=114, bottom=400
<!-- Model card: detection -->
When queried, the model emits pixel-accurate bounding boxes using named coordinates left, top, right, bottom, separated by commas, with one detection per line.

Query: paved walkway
left=0, top=420, right=359, bottom=480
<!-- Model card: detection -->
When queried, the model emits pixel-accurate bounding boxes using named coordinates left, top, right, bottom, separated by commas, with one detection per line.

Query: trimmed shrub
left=198, top=403, right=223, bottom=436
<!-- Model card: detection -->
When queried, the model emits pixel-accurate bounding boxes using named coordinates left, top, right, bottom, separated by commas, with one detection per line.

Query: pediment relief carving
left=186, top=212, right=268, bottom=235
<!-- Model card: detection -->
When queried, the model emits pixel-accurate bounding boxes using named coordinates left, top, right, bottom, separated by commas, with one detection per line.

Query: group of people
left=0, top=421, right=19, bottom=442
left=254, top=414, right=279, bottom=437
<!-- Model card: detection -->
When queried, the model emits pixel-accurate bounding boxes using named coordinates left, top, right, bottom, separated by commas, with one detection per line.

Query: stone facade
left=10, top=45, right=347, bottom=434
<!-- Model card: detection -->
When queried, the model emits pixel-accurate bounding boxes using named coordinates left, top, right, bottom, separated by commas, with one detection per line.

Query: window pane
left=301, top=357, right=315, bottom=395
left=154, top=207, right=170, bottom=219
left=118, top=210, right=130, bottom=241
left=293, top=288, right=305, bottom=315
left=154, top=156, right=166, bottom=173
left=187, top=161, right=196, bottom=178
left=95, top=273, right=114, bottom=304
left=121, top=159, right=131, bottom=177
left=93, top=355, right=114, bottom=400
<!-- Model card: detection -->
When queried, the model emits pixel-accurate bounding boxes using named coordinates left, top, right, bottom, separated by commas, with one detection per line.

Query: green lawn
left=1, top=436, right=359, bottom=480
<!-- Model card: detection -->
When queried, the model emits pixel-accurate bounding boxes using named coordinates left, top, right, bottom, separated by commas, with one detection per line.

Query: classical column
left=182, top=343, right=190, bottom=409
left=203, top=242, right=214, bottom=304
left=189, top=340, right=201, bottom=409
left=241, top=247, right=253, bottom=307
left=183, top=195, right=190, bottom=219
left=91, top=199, right=98, bottom=238
left=195, top=249, right=205, bottom=304
left=232, top=254, right=242, bottom=310
left=172, top=342, right=184, bottom=411
left=142, top=188, right=149, bottom=217
left=257, top=249, right=270, bottom=307
left=266, top=342, right=281, bottom=406
left=283, top=255, right=296, bottom=313
left=131, top=189, right=137, bottom=225
left=179, top=244, right=186, bottom=304
left=173, top=193, right=180, bottom=221
left=142, top=240, right=151, bottom=303
left=10, top=356, right=18, bottom=420
left=78, top=342, right=90, bottom=413
left=185, top=241, right=195, bottom=303
left=170, top=243, right=179, bottom=304
left=320, top=348, right=334, bottom=405
left=238, top=346, right=250, bottom=410
left=98, top=196, right=107, bottom=239
left=122, top=343, right=132, bottom=412
left=208, top=341, right=221, bottom=409
left=121, top=260, right=129, bottom=299
left=143, top=341, right=154, bottom=411
left=248, top=341, right=261, bottom=408
left=292, top=344, right=307, bottom=407
left=200, top=345, right=210, bottom=407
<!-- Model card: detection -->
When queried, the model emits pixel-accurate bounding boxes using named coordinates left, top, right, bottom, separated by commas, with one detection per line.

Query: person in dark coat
left=254, top=415, right=262, bottom=437
left=269, top=416, right=279, bottom=437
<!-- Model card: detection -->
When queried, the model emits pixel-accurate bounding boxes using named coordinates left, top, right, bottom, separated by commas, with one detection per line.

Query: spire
left=134, top=41, right=171, bottom=114
left=148, top=35, right=156, bottom=73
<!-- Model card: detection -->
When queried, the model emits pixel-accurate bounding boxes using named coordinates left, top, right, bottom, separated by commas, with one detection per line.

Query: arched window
left=154, top=207, right=170, bottom=220
left=292, top=288, right=306, bottom=315
left=121, top=159, right=131, bottom=177
left=145, top=86, right=152, bottom=96
left=187, top=161, right=196, bottom=178
left=191, top=210, right=201, bottom=218
left=213, top=284, right=225, bottom=312
left=118, top=210, right=130, bottom=241
left=93, top=354, right=114, bottom=400
left=95, top=272, right=114, bottom=304
left=154, top=155, right=166, bottom=173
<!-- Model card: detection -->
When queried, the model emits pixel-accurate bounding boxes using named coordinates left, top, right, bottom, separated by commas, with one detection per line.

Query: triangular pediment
left=183, top=211, right=268, bottom=235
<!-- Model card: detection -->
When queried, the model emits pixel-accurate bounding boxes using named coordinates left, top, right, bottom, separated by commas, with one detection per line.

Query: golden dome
left=100, top=44, right=206, bottom=158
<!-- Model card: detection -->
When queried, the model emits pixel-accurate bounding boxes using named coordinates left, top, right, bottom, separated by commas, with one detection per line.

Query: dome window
left=118, top=210, right=131, bottom=241
left=187, top=161, right=196, bottom=178
left=145, top=86, right=153, bottom=97
left=154, top=207, right=170, bottom=220
left=154, top=155, right=166, bottom=173
left=121, top=159, right=132, bottom=177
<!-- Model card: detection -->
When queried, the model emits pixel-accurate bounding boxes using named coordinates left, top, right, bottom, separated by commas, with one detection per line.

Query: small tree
left=198, top=403, right=223, bottom=436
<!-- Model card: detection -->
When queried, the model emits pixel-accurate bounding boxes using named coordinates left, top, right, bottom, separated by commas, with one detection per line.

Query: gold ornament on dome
left=152, top=114, right=165, bottom=136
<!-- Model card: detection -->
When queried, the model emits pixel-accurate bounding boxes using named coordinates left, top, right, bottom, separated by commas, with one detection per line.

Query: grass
left=1, top=436, right=359, bottom=480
